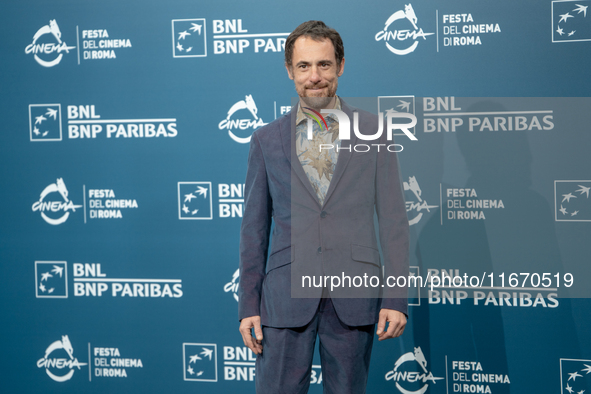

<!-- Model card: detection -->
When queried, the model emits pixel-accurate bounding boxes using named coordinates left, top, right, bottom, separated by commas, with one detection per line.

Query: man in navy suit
left=239, top=20, right=409, bottom=393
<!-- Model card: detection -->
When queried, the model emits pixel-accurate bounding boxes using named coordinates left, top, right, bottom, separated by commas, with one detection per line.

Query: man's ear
left=285, top=63, right=294, bottom=80
left=337, top=57, right=345, bottom=77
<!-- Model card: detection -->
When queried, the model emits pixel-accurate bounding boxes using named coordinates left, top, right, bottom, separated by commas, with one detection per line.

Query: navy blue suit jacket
left=239, top=100, right=409, bottom=328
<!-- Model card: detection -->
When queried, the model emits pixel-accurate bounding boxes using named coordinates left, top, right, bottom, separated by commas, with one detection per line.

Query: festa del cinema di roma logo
left=37, top=335, right=87, bottom=382
left=403, top=176, right=437, bottom=225
left=386, top=346, right=443, bottom=394
left=375, top=3, right=434, bottom=55
left=31, top=178, right=82, bottom=225
left=219, top=95, right=267, bottom=144
left=25, top=20, right=75, bottom=67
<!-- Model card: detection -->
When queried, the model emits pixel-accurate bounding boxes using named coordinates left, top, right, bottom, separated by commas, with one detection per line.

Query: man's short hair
left=284, top=20, right=344, bottom=68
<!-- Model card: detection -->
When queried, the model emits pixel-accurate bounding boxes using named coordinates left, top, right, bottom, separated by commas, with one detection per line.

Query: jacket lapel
left=280, top=108, right=321, bottom=207
left=322, top=100, right=357, bottom=206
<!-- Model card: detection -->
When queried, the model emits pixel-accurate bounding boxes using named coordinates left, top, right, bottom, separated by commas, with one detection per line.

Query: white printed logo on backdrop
left=385, top=346, right=444, bottom=393
left=555, top=180, right=591, bottom=222
left=171, top=18, right=287, bottom=57
left=183, top=343, right=217, bottom=382
left=552, top=1, right=590, bottom=42
left=29, top=103, right=177, bottom=141
left=37, top=335, right=87, bottom=382
left=224, top=269, right=240, bottom=302
left=25, top=20, right=133, bottom=65
left=29, top=104, right=62, bottom=141
left=385, top=347, right=511, bottom=393
left=32, top=178, right=82, bottom=225
left=403, top=176, right=438, bottom=226
left=560, top=358, right=591, bottom=394
left=35, top=261, right=68, bottom=298
left=375, top=4, right=434, bottom=55
left=377, top=96, right=416, bottom=137
left=177, top=182, right=245, bottom=220
left=172, top=19, right=207, bottom=57
left=25, top=20, right=76, bottom=67
left=178, top=182, right=213, bottom=220
left=219, top=95, right=267, bottom=144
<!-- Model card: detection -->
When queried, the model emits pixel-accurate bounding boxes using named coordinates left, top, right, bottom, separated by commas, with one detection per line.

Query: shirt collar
left=295, top=96, right=342, bottom=126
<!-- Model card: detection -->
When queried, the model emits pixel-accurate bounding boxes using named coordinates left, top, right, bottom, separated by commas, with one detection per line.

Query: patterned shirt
left=295, top=97, right=342, bottom=206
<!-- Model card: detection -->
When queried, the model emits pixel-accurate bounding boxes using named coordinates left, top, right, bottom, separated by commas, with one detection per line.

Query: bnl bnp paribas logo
left=35, top=261, right=68, bottom=298
left=555, top=180, right=591, bottom=222
left=178, top=182, right=245, bottom=219
left=560, top=358, right=591, bottom=394
left=552, top=1, right=590, bottom=42
left=37, top=335, right=87, bottom=382
left=28, top=103, right=177, bottom=141
left=375, top=3, right=434, bottom=55
left=377, top=95, right=417, bottom=139
left=183, top=343, right=217, bottom=382
left=172, top=18, right=288, bottom=58
left=25, top=20, right=76, bottom=67
left=29, top=104, right=62, bottom=141
left=172, top=19, right=207, bottom=57
left=178, top=182, right=213, bottom=220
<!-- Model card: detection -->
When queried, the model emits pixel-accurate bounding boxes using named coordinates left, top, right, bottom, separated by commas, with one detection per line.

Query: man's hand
left=376, top=308, right=406, bottom=341
left=239, top=315, right=263, bottom=355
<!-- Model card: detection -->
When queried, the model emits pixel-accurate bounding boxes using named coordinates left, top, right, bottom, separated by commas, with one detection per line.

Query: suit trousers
left=255, top=296, right=375, bottom=394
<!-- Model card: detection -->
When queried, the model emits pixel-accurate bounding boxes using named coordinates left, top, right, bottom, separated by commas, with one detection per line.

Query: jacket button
left=317, top=247, right=322, bottom=254
left=320, top=211, right=327, bottom=218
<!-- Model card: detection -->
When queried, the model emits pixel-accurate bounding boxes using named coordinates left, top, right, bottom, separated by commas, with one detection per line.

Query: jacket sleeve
left=238, top=131, right=272, bottom=320
left=375, top=133, right=410, bottom=316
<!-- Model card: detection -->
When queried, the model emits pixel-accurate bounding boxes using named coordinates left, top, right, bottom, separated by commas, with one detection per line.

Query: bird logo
left=556, top=181, right=591, bottom=221
left=554, top=2, right=589, bottom=40
left=30, top=105, right=61, bottom=140
left=178, top=182, right=212, bottom=220
left=561, top=359, right=591, bottom=394
left=172, top=19, right=206, bottom=57
left=36, top=262, right=67, bottom=297
left=184, top=344, right=216, bottom=381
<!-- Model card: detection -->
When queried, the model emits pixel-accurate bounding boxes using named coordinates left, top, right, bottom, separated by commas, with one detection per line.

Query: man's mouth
left=306, top=86, right=328, bottom=94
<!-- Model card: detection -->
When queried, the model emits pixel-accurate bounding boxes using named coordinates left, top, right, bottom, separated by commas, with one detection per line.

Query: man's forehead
left=293, top=36, right=335, bottom=59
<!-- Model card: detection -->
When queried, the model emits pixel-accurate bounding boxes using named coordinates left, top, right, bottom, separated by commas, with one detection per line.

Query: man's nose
left=309, top=67, right=321, bottom=83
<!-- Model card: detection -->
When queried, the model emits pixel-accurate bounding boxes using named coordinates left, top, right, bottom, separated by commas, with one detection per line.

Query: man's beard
left=297, top=81, right=338, bottom=110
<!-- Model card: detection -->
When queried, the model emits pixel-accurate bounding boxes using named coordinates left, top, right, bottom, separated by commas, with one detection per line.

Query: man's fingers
left=240, top=325, right=256, bottom=351
left=376, top=311, right=387, bottom=335
left=253, top=321, right=263, bottom=341
left=377, top=321, right=395, bottom=341
left=385, top=318, right=398, bottom=339
left=239, top=316, right=263, bottom=355
left=395, top=323, right=405, bottom=337
left=395, top=313, right=407, bottom=337
left=394, top=315, right=406, bottom=337
left=377, top=310, right=407, bottom=341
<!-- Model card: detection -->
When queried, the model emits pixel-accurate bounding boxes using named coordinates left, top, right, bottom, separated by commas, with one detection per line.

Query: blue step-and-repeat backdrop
left=1, top=0, right=590, bottom=393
